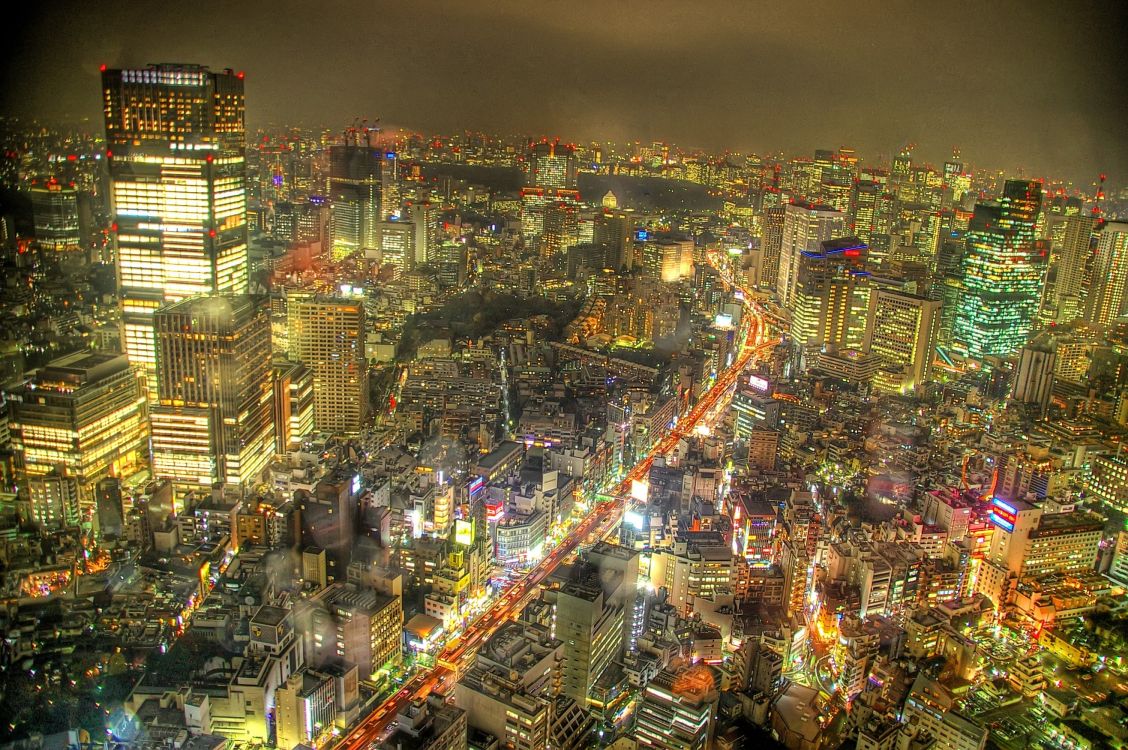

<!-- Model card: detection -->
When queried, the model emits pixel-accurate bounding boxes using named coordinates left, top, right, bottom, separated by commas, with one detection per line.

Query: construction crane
left=1092, top=172, right=1107, bottom=226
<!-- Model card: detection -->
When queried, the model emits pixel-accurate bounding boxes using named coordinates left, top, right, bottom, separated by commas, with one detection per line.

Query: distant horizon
left=5, top=0, right=1126, bottom=189
left=1, top=111, right=1112, bottom=196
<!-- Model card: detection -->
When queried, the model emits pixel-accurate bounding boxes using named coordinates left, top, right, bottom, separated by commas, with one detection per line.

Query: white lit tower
left=102, top=64, right=248, bottom=392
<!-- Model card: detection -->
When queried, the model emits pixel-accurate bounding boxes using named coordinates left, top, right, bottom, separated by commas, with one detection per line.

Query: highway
left=336, top=249, right=774, bottom=749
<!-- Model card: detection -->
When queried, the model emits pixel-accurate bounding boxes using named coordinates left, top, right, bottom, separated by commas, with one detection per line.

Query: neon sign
left=988, top=497, right=1017, bottom=532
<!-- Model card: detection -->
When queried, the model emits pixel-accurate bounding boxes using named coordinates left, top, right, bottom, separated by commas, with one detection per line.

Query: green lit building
left=953, top=180, right=1044, bottom=360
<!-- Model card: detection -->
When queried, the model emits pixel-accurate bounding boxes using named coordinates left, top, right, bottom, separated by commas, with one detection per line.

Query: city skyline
left=4, top=0, right=1128, bottom=187
left=5, top=4, right=1128, bottom=750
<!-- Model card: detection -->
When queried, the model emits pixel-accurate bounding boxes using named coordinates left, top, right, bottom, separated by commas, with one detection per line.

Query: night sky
left=4, top=0, right=1126, bottom=186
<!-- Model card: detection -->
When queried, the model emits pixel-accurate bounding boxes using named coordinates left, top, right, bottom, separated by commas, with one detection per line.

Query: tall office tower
left=8, top=352, right=148, bottom=520
left=522, top=140, right=579, bottom=245
left=287, top=295, right=368, bottom=433
left=952, top=180, right=1044, bottom=360
left=273, top=359, right=316, bottom=453
left=31, top=179, right=88, bottom=255
left=1009, top=340, right=1055, bottom=418
left=150, top=295, right=274, bottom=495
left=633, top=665, right=718, bottom=750
left=1084, top=221, right=1128, bottom=327
left=789, top=237, right=868, bottom=358
left=593, top=209, right=633, bottom=271
left=409, top=200, right=439, bottom=266
left=775, top=200, right=846, bottom=308
left=1049, top=215, right=1097, bottom=322
left=328, top=141, right=382, bottom=259
left=849, top=181, right=894, bottom=269
left=543, top=199, right=580, bottom=260
left=758, top=204, right=786, bottom=288
left=863, top=288, right=942, bottom=394
left=891, top=146, right=913, bottom=185
left=555, top=542, right=639, bottom=705
left=380, top=150, right=401, bottom=219
left=527, top=140, right=577, bottom=189
left=102, top=64, right=248, bottom=388
left=376, top=218, right=415, bottom=274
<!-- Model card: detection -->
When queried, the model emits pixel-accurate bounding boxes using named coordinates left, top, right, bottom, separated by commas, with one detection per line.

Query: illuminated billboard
left=748, top=375, right=770, bottom=393
left=454, top=519, right=474, bottom=546
left=630, top=479, right=649, bottom=503
left=987, top=497, right=1017, bottom=532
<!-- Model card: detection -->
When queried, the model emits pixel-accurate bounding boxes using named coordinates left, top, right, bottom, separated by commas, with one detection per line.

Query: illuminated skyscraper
left=526, top=140, right=577, bottom=190
left=102, top=64, right=248, bottom=387
left=1050, top=214, right=1097, bottom=322
left=522, top=140, right=579, bottom=244
left=758, top=204, right=785, bottom=289
left=864, top=288, right=941, bottom=393
left=953, top=180, right=1044, bottom=359
left=150, top=295, right=274, bottom=495
left=1084, top=221, right=1128, bottom=327
left=790, top=237, right=868, bottom=359
left=775, top=201, right=845, bottom=309
left=8, top=352, right=149, bottom=522
left=287, top=295, right=368, bottom=433
left=329, top=141, right=382, bottom=258
left=273, top=358, right=316, bottom=453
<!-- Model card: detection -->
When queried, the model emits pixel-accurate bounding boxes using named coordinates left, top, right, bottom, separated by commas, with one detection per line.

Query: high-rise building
left=554, top=542, right=638, bottom=705
left=953, top=180, right=1045, bottom=359
left=789, top=237, right=868, bottom=357
left=1084, top=221, right=1128, bottom=327
left=273, top=359, right=315, bottom=453
left=8, top=351, right=148, bottom=519
left=1049, top=215, right=1097, bottom=322
left=409, top=200, right=439, bottom=267
left=864, top=288, right=941, bottom=393
left=302, top=582, right=403, bottom=678
left=328, top=142, right=382, bottom=259
left=526, top=140, right=577, bottom=190
left=849, top=181, right=894, bottom=269
left=775, top=201, right=846, bottom=309
left=593, top=209, right=633, bottom=271
left=150, top=295, right=274, bottom=494
left=102, top=64, right=248, bottom=387
left=287, top=295, right=368, bottom=433
left=376, top=218, right=415, bottom=274
left=31, top=179, right=88, bottom=255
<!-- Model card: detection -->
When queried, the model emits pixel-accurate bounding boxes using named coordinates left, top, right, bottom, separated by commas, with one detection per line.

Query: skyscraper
left=31, top=179, right=88, bottom=255
left=1084, top=221, right=1128, bottom=327
left=150, top=295, right=274, bottom=494
left=526, top=140, right=577, bottom=190
left=1050, top=215, right=1097, bottom=323
left=864, top=288, right=942, bottom=393
left=789, top=237, right=868, bottom=357
left=775, top=201, right=846, bottom=309
left=953, top=180, right=1045, bottom=359
left=102, top=64, right=248, bottom=387
left=328, top=141, right=382, bottom=259
left=287, top=294, right=369, bottom=433
left=8, top=352, right=149, bottom=520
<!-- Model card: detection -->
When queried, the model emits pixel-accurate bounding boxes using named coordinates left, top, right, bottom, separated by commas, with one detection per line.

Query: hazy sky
left=4, top=0, right=1126, bottom=187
